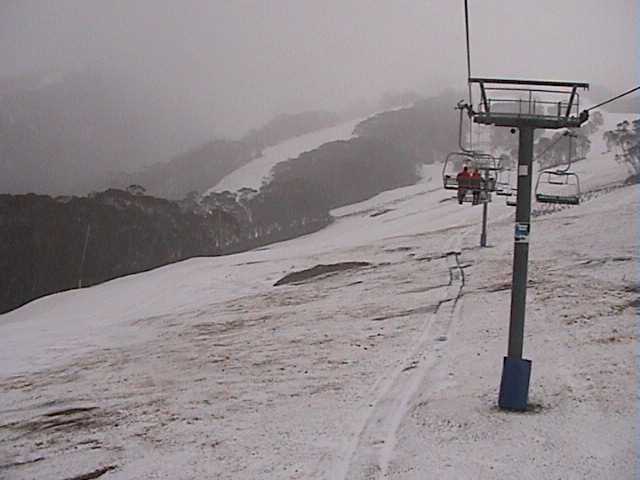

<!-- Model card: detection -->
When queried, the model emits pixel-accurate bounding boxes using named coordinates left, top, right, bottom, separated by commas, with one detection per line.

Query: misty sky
left=1, top=0, right=637, bottom=136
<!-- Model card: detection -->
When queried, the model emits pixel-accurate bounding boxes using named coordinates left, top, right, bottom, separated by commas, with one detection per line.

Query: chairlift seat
left=535, top=169, right=580, bottom=206
left=535, top=193, right=580, bottom=205
left=444, top=175, right=459, bottom=190
left=547, top=179, right=568, bottom=186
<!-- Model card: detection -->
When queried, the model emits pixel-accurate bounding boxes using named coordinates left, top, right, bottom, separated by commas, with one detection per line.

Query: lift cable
left=534, top=130, right=571, bottom=161
left=463, top=0, right=473, bottom=106
left=535, top=131, right=578, bottom=173
left=463, top=0, right=475, bottom=153
left=583, top=85, right=640, bottom=112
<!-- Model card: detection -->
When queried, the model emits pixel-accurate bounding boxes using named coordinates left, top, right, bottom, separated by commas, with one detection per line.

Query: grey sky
left=1, top=0, right=636, bottom=135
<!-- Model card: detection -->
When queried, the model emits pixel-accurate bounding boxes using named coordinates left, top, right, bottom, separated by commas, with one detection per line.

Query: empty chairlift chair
left=535, top=169, right=581, bottom=205
left=495, top=168, right=515, bottom=196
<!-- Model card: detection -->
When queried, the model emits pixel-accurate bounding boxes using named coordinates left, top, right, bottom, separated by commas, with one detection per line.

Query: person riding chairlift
left=456, top=166, right=471, bottom=204
left=471, top=168, right=483, bottom=205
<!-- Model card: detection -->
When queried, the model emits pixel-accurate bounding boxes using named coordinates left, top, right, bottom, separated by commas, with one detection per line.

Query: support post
left=480, top=178, right=488, bottom=247
left=499, top=125, right=534, bottom=411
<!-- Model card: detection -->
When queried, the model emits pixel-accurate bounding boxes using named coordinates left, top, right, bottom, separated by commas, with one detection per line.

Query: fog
left=1, top=0, right=636, bottom=137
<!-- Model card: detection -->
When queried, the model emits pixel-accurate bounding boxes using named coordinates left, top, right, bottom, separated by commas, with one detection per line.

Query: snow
left=208, top=106, right=412, bottom=195
left=207, top=116, right=365, bottom=194
left=0, top=111, right=637, bottom=479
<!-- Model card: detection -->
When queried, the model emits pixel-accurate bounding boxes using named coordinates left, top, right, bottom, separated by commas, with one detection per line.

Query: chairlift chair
left=535, top=169, right=581, bottom=205
left=459, top=190, right=491, bottom=205
left=442, top=151, right=474, bottom=190
left=457, top=176, right=491, bottom=205
left=495, top=168, right=514, bottom=196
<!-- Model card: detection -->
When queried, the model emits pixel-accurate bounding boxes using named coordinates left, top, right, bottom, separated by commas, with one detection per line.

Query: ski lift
left=472, top=152, right=502, bottom=191
left=534, top=131, right=582, bottom=205
left=442, top=151, right=474, bottom=190
left=535, top=170, right=580, bottom=205
left=458, top=185, right=491, bottom=205
left=456, top=174, right=493, bottom=205
left=442, top=101, right=503, bottom=204
left=495, top=168, right=514, bottom=196
left=443, top=152, right=502, bottom=191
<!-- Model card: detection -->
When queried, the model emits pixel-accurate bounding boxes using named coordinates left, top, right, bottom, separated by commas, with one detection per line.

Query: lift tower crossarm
left=469, top=78, right=590, bottom=130
left=468, top=78, right=589, bottom=89
left=566, top=86, right=578, bottom=117
left=479, top=81, right=490, bottom=114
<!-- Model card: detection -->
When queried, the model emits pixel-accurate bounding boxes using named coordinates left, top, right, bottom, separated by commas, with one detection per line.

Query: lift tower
left=469, top=78, right=589, bottom=411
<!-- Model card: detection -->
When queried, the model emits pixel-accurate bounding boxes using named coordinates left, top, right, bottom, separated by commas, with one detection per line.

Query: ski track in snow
left=331, top=237, right=467, bottom=480
left=330, top=206, right=520, bottom=480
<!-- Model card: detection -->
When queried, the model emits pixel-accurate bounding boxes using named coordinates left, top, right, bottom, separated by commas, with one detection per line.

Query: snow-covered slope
left=207, top=106, right=413, bottom=195
left=207, top=116, right=366, bottom=194
left=1, top=111, right=637, bottom=479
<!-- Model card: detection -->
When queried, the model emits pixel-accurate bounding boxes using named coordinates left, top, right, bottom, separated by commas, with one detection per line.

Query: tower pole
left=480, top=171, right=489, bottom=247
left=499, top=125, right=535, bottom=410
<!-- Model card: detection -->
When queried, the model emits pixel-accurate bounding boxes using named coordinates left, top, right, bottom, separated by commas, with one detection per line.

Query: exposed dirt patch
left=63, top=465, right=117, bottom=480
left=1, top=406, right=110, bottom=440
left=44, top=406, right=98, bottom=417
left=370, top=208, right=393, bottom=218
left=592, top=334, right=635, bottom=345
left=484, top=281, right=512, bottom=293
left=384, top=246, right=414, bottom=253
left=273, top=262, right=371, bottom=286
left=0, top=456, right=45, bottom=470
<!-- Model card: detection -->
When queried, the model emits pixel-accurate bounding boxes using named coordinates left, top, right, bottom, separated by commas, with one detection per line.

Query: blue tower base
left=498, top=356, right=532, bottom=411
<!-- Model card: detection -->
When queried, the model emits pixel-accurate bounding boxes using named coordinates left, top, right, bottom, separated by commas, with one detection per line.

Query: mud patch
left=274, top=262, right=371, bottom=286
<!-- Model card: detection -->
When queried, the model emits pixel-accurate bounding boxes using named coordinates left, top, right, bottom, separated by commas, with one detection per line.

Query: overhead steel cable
left=463, top=0, right=475, bottom=153
left=535, top=130, right=579, bottom=173
left=534, top=130, right=571, bottom=161
left=464, top=0, right=473, bottom=107
left=584, top=85, right=640, bottom=112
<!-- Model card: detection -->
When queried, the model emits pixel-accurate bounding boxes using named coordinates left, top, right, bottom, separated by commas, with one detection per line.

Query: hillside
left=0, top=190, right=236, bottom=314
left=128, top=110, right=343, bottom=199
left=0, top=110, right=636, bottom=478
left=207, top=91, right=461, bottom=199
left=208, top=115, right=367, bottom=194
left=0, top=101, right=440, bottom=314
left=0, top=70, right=211, bottom=195
left=0, top=69, right=344, bottom=198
